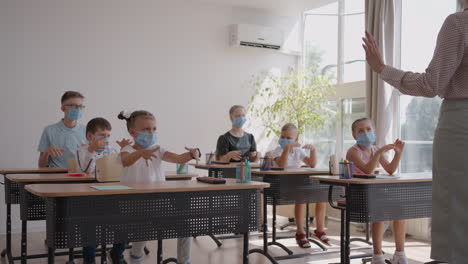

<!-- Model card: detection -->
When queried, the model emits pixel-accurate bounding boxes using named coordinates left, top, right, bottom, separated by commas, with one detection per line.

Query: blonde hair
left=281, top=123, right=297, bottom=133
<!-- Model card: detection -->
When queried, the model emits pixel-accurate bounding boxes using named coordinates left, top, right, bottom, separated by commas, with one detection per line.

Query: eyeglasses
left=63, top=104, right=86, bottom=110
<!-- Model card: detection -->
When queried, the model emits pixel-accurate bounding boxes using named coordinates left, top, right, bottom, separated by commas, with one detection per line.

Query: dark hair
left=61, top=91, right=84, bottom=104
left=118, top=110, right=155, bottom=130
left=229, top=105, right=245, bottom=116
left=86, top=117, right=112, bottom=134
left=351, top=118, right=373, bottom=134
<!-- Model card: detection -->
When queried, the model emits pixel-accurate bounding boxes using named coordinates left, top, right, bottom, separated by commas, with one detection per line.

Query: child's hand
left=228, top=150, right=242, bottom=161
left=116, top=138, right=133, bottom=149
left=88, top=137, right=108, bottom=153
left=140, top=147, right=160, bottom=166
left=45, top=147, right=65, bottom=157
left=185, top=147, right=200, bottom=161
left=248, top=151, right=259, bottom=160
left=394, top=139, right=405, bottom=154
left=378, top=144, right=394, bottom=154
left=302, top=144, right=316, bottom=151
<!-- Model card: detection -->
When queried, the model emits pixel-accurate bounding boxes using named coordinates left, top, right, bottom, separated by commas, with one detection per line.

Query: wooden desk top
left=252, top=168, right=329, bottom=175
left=7, top=173, right=95, bottom=183
left=190, top=162, right=260, bottom=169
left=25, top=179, right=270, bottom=197
left=165, top=171, right=198, bottom=179
left=0, top=168, right=68, bottom=175
left=311, top=172, right=432, bottom=185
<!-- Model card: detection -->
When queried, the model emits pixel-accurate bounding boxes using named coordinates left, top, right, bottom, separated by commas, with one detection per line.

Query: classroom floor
left=0, top=216, right=432, bottom=264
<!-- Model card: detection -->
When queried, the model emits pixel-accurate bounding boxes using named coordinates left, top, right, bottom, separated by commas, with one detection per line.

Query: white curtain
left=365, top=0, right=401, bottom=146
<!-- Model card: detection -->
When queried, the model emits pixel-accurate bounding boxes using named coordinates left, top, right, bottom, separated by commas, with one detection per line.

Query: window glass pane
left=304, top=14, right=338, bottom=82
left=344, top=0, right=365, bottom=14
left=399, top=0, right=456, bottom=173
left=304, top=101, right=338, bottom=169
left=305, top=2, right=338, bottom=15
left=343, top=13, right=365, bottom=82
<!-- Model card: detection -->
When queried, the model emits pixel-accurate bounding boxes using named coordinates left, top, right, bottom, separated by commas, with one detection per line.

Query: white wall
left=0, top=0, right=301, bottom=234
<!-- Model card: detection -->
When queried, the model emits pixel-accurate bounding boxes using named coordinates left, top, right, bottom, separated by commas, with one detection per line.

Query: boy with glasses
left=38, top=91, right=87, bottom=168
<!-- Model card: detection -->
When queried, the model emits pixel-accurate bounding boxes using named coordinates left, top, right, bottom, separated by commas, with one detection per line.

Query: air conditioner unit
left=230, top=24, right=284, bottom=50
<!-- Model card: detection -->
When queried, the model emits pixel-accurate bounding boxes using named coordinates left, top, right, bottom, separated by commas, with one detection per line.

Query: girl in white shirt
left=118, top=110, right=200, bottom=264
left=269, top=123, right=329, bottom=248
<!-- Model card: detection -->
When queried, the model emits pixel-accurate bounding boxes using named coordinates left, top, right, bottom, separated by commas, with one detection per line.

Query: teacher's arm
left=363, top=14, right=465, bottom=97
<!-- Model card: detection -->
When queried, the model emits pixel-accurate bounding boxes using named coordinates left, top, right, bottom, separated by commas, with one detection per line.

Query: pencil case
left=197, top=177, right=226, bottom=184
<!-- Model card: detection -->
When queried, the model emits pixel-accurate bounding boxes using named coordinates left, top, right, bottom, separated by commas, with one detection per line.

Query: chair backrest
left=67, top=158, right=78, bottom=173
left=95, top=153, right=122, bottom=182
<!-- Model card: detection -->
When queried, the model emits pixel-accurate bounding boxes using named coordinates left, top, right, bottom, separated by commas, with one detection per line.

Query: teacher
left=363, top=5, right=468, bottom=263
left=216, top=105, right=260, bottom=163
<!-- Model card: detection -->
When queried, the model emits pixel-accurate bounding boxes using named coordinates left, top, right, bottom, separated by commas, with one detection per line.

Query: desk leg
left=243, top=233, right=249, bottom=264
left=2, top=203, right=12, bottom=261
left=340, top=204, right=345, bottom=264
left=48, top=248, right=55, bottom=264
left=263, top=193, right=268, bottom=253
left=21, top=220, right=27, bottom=264
left=266, top=197, right=292, bottom=255
left=248, top=193, right=278, bottom=264
left=157, top=240, right=163, bottom=264
left=67, top=248, right=74, bottom=264
left=345, top=187, right=351, bottom=264
left=101, top=244, right=107, bottom=264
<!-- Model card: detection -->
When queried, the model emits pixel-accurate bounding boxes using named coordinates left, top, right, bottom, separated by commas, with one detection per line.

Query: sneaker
left=371, top=253, right=386, bottom=264
left=392, top=252, right=408, bottom=264
left=313, top=230, right=331, bottom=246
left=295, top=233, right=311, bottom=248
left=130, top=254, right=144, bottom=264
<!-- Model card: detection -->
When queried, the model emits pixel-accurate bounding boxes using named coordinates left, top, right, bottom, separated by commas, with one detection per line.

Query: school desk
left=0, top=168, right=68, bottom=263
left=190, top=162, right=260, bottom=178
left=311, top=172, right=432, bottom=264
left=25, top=179, right=269, bottom=264
left=249, top=168, right=348, bottom=264
left=7, top=173, right=96, bottom=264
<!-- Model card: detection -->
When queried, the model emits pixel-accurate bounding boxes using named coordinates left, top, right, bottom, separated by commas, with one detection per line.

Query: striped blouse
left=380, top=10, right=468, bottom=99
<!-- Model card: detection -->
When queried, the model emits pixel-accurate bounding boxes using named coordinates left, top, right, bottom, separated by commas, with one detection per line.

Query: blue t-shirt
left=38, top=120, right=87, bottom=168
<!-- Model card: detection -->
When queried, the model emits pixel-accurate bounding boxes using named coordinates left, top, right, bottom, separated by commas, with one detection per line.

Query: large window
left=399, top=0, right=456, bottom=173
left=303, top=0, right=365, bottom=168
left=304, top=0, right=457, bottom=171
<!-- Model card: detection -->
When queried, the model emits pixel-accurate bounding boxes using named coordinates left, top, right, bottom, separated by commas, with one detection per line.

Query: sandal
left=295, top=233, right=311, bottom=248
left=314, top=230, right=331, bottom=246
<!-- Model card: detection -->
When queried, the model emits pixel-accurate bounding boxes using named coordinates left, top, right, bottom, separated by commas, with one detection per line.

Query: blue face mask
left=136, top=132, right=157, bottom=149
left=357, top=132, right=376, bottom=147
left=67, top=109, right=83, bottom=121
left=278, top=138, right=295, bottom=149
left=233, top=116, right=247, bottom=128
left=96, top=137, right=110, bottom=153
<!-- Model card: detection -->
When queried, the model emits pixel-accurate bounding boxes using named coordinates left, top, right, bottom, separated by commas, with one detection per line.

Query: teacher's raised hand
left=362, top=31, right=385, bottom=74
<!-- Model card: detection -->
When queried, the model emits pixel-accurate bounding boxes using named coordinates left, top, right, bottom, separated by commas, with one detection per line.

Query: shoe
left=130, top=254, right=144, bottom=264
left=392, top=251, right=408, bottom=264
left=295, top=233, right=311, bottom=248
left=313, top=230, right=331, bottom=246
left=371, top=253, right=386, bottom=264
